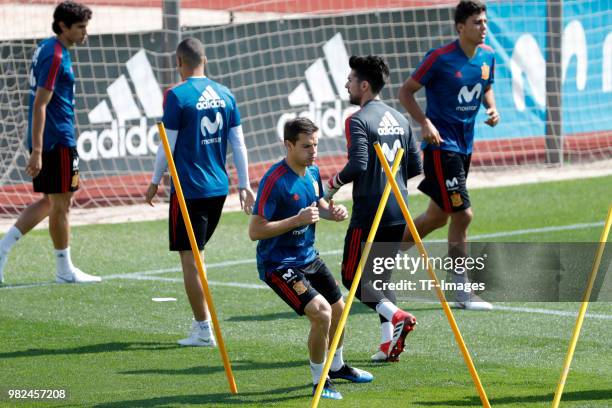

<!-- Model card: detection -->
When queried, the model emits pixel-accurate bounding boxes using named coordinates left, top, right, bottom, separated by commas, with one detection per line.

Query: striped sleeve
left=411, top=42, right=457, bottom=86
left=254, top=165, right=287, bottom=220
left=38, top=42, right=63, bottom=91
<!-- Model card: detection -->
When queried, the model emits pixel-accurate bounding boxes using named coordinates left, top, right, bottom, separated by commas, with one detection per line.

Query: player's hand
left=329, top=199, right=348, bottom=222
left=324, top=174, right=343, bottom=201
left=239, top=187, right=255, bottom=215
left=421, top=118, right=444, bottom=146
left=145, top=183, right=159, bottom=207
left=484, top=108, right=500, bottom=127
left=296, top=203, right=319, bottom=226
left=25, top=150, right=42, bottom=178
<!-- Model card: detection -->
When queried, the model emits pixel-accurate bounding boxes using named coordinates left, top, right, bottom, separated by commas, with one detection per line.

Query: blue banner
left=477, top=0, right=612, bottom=140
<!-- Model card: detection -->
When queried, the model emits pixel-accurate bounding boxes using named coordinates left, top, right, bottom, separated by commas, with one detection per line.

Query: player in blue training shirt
left=249, top=117, right=373, bottom=400
left=145, top=37, right=255, bottom=346
left=399, top=0, right=500, bottom=310
left=324, top=55, right=421, bottom=363
left=0, top=2, right=99, bottom=285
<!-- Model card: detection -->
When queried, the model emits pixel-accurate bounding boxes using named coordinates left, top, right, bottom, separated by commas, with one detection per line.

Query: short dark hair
left=52, top=1, right=92, bottom=35
left=454, top=0, right=486, bottom=25
left=176, top=37, right=205, bottom=69
left=284, top=117, right=319, bottom=144
left=348, top=55, right=389, bottom=95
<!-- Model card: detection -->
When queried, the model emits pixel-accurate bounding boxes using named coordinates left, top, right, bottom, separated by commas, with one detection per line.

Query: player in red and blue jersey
left=399, top=0, right=500, bottom=310
left=145, top=38, right=255, bottom=347
left=0, top=2, right=98, bottom=285
left=250, top=118, right=373, bottom=400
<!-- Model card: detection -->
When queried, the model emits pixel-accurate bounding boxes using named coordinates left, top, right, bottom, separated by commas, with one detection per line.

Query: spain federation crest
left=481, top=62, right=490, bottom=80
left=293, top=280, right=308, bottom=295
left=451, top=192, right=463, bottom=207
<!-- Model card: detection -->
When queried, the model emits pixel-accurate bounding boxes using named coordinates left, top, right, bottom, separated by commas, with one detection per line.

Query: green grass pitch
left=0, top=175, right=610, bottom=407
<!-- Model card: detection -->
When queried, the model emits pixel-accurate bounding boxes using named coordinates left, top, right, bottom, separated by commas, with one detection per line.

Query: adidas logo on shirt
left=197, top=86, right=226, bottom=110
left=377, top=111, right=405, bottom=136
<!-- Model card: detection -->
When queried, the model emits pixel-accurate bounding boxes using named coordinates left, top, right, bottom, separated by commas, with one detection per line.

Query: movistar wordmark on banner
left=482, top=0, right=612, bottom=139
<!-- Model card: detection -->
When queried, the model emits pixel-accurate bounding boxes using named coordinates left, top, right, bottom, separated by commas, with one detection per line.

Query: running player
left=398, top=0, right=499, bottom=310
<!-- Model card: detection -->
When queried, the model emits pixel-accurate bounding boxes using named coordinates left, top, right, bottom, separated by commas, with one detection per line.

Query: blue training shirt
left=411, top=40, right=495, bottom=154
left=254, top=160, right=324, bottom=280
left=162, top=77, right=241, bottom=199
left=28, top=37, right=76, bottom=151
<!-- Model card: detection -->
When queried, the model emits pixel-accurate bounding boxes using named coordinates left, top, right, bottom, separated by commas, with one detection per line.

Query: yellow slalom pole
left=311, top=149, right=404, bottom=408
left=373, top=142, right=491, bottom=408
left=551, top=204, right=612, bottom=408
left=157, top=122, right=238, bottom=394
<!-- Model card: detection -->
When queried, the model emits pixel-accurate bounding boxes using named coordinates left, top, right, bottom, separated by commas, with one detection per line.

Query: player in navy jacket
left=325, top=55, right=422, bottom=363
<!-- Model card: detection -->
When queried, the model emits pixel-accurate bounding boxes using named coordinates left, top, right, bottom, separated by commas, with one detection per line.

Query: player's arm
left=145, top=128, right=178, bottom=206
left=324, top=118, right=368, bottom=200
left=404, top=126, right=423, bottom=179
left=146, top=89, right=181, bottom=206
left=398, top=77, right=443, bottom=146
left=26, top=87, right=53, bottom=178
left=317, top=198, right=348, bottom=222
left=228, top=124, right=255, bottom=215
left=248, top=206, right=319, bottom=241
left=483, top=85, right=500, bottom=127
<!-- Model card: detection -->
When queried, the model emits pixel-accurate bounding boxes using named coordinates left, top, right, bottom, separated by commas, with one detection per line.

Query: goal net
left=1, top=0, right=610, bottom=215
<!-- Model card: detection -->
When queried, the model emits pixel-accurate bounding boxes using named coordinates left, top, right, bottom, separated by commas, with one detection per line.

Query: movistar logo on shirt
left=197, top=86, right=226, bottom=110
left=377, top=111, right=405, bottom=136
left=381, top=139, right=402, bottom=162
left=201, top=112, right=223, bottom=134
left=457, top=83, right=482, bottom=109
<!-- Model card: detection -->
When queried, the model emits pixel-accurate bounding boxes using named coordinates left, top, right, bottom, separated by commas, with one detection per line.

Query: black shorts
left=341, top=224, right=405, bottom=285
left=418, top=148, right=471, bottom=213
left=169, top=194, right=226, bottom=251
left=264, top=257, right=343, bottom=316
left=32, top=145, right=80, bottom=194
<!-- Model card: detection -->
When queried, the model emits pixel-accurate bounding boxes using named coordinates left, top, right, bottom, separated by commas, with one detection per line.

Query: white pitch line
left=2, top=221, right=610, bottom=321
left=1, top=221, right=605, bottom=288
left=491, top=304, right=612, bottom=320
left=110, top=273, right=267, bottom=289
left=2, top=269, right=611, bottom=320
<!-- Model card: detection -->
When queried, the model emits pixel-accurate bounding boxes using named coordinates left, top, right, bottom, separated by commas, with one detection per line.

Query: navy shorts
left=264, top=257, right=342, bottom=316
left=418, top=148, right=471, bottom=213
left=169, top=194, right=225, bottom=251
left=32, top=145, right=79, bottom=194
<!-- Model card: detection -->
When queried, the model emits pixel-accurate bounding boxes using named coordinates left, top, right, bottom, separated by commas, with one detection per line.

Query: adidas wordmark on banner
left=78, top=49, right=163, bottom=162
left=276, top=33, right=359, bottom=140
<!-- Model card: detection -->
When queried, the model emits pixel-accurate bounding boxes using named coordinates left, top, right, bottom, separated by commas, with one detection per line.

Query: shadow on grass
left=0, top=342, right=177, bottom=359
left=93, top=384, right=310, bottom=407
left=415, top=389, right=612, bottom=406
left=227, top=303, right=442, bottom=322
left=119, top=359, right=304, bottom=376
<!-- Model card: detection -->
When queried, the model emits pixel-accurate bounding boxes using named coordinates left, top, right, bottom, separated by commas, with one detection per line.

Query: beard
left=348, top=93, right=361, bottom=106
